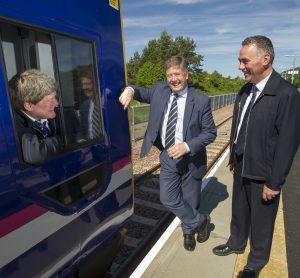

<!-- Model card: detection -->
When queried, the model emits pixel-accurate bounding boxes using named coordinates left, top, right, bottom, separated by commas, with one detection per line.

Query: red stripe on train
left=0, top=205, right=47, bottom=238
left=0, top=157, right=131, bottom=238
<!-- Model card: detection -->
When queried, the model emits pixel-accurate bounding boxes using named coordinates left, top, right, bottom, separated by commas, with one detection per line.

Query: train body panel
left=0, top=0, right=133, bottom=277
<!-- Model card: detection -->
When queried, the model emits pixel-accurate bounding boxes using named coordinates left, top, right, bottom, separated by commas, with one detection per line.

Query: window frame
left=0, top=19, right=106, bottom=168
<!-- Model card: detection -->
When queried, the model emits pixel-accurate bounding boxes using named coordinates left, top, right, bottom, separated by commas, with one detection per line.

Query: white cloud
left=124, top=15, right=178, bottom=28
left=163, top=0, right=206, bottom=4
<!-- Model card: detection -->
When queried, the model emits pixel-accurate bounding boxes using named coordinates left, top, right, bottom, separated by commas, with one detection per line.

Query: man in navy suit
left=119, top=56, right=216, bottom=251
left=212, top=36, right=300, bottom=277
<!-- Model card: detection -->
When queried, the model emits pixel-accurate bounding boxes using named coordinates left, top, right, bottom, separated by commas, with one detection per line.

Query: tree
left=126, top=31, right=245, bottom=96
left=136, top=62, right=165, bottom=87
left=127, top=31, right=203, bottom=84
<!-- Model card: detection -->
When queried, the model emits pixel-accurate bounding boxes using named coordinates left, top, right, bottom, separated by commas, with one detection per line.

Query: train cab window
left=0, top=22, right=104, bottom=165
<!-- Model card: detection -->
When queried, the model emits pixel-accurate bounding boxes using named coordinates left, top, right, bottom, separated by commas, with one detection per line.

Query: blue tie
left=165, top=94, right=178, bottom=149
left=34, top=120, right=52, bottom=137
left=235, top=85, right=258, bottom=156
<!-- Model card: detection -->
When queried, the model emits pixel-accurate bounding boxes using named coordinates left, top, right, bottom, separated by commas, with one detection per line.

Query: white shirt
left=234, top=71, right=272, bottom=143
left=161, top=87, right=189, bottom=151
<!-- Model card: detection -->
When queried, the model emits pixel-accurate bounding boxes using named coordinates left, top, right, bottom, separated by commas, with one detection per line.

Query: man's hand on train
left=119, top=87, right=134, bottom=109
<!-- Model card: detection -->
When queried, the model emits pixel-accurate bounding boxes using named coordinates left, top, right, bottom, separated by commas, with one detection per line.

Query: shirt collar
left=173, top=86, right=188, bottom=98
left=255, top=70, right=272, bottom=93
left=21, top=110, right=48, bottom=123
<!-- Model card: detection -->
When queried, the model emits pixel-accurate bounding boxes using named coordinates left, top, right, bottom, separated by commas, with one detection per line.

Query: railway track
left=105, top=115, right=233, bottom=277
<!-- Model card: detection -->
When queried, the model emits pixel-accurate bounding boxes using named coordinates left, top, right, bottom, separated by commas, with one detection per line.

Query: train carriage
left=0, top=0, right=133, bottom=277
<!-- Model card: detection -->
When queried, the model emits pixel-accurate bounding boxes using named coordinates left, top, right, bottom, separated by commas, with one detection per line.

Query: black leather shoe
left=240, top=267, right=260, bottom=278
left=196, top=215, right=211, bottom=243
left=212, top=244, right=244, bottom=256
left=183, top=234, right=196, bottom=251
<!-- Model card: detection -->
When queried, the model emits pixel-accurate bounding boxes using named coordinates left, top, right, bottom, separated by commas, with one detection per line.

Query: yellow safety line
left=233, top=195, right=288, bottom=277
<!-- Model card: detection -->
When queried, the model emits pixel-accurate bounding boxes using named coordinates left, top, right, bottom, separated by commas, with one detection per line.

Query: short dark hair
left=242, top=35, right=275, bottom=64
left=165, top=56, right=188, bottom=72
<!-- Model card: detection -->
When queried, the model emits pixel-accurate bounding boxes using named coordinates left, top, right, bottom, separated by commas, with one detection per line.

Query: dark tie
left=235, top=85, right=258, bottom=156
left=34, top=120, right=52, bottom=137
left=165, top=94, right=178, bottom=149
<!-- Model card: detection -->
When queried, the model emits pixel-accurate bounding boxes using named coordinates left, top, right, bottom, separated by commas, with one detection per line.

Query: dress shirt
left=161, top=87, right=190, bottom=151
left=234, top=71, right=272, bottom=143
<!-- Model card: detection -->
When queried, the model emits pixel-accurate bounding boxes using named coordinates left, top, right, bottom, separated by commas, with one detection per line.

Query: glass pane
left=55, top=35, right=103, bottom=145
left=36, top=33, right=55, bottom=78
left=0, top=23, right=23, bottom=80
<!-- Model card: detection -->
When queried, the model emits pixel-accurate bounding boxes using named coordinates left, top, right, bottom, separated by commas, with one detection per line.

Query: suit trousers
left=227, top=153, right=280, bottom=270
left=159, top=150, right=204, bottom=234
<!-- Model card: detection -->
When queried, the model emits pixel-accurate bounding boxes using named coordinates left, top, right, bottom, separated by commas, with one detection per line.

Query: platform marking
left=130, top=147, right=230, bottom=278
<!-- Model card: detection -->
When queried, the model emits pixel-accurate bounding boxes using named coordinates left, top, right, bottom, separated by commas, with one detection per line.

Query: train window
left=41, top=162, right=107, bottom=208
left=0, top=23, right=55, bottom=79
left=54, top=35, right=104, bottom=144
left=0, top=21, right=104, bottom=164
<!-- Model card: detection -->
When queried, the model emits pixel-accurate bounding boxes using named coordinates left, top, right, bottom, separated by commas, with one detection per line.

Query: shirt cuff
left=184, top=142, right=190, bottom=153
left=126, top=86, right=134, bottom=95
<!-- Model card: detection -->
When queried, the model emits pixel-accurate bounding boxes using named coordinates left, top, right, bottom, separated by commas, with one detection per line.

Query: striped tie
left=91, top=102, right=101, bottom=139
left=165, top=94, right=178, bottom=149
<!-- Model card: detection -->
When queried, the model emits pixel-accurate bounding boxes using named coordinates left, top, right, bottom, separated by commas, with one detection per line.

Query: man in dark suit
left=212, top=36, right=300, bottom=277
left=119, top=56, right=216, bottom=251
left=10, top=69, right=63, bottom=165
left=77, top=74, right=102, bottom=141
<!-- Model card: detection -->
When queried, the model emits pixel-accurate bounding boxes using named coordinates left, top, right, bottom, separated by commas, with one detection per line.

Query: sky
left=121, top=0, right=300, bottom=78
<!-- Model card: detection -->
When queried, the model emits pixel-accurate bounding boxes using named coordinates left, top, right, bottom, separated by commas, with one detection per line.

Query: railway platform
left=129, top=147, right=300, bottom=278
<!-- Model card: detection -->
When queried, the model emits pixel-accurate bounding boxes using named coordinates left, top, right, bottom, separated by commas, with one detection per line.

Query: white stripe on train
left=0, top=163, right=133, bottom=269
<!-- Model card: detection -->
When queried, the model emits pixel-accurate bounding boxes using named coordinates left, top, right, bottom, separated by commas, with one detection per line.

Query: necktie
left=91, top=100, right=101, bottom=139
left=165, top=94, right=178, bottom=149
left=34, top=120, right=52, bottom=137
left=235, top=85, right=258, bottom=156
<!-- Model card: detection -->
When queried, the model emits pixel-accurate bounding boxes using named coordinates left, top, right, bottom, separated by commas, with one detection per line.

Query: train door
left=0, top=20, right=111, bottom=277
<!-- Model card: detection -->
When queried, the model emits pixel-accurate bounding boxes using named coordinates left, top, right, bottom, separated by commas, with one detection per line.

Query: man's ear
left=262, top=54, right=271, bottom=66
left=23, top=102, right=33, bottom=111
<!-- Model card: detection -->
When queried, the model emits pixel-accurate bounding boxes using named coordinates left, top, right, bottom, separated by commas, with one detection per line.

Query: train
left=0, top=0, right=133, bottom=277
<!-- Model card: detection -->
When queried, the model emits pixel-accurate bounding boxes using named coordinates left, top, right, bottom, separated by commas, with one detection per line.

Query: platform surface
left=130, top=147, right=300, bottom=278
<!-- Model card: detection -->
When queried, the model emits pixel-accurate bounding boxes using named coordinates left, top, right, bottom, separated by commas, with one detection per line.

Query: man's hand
left=119, top=87, right=134, bottom=109
left=167, top=143, right=188, bottom=159
left=262, top=185, right=280, bottom=202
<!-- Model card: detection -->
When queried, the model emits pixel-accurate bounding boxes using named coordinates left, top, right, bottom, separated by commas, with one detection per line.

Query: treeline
left=127, top=31, right=245, bottom=96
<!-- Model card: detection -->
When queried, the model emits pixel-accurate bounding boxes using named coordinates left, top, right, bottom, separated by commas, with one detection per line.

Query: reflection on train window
left=0, top=21, right=104, bottom=162
left=55, top=35, right=104, bottom=144
left=41, top=162, right=107, bottom=207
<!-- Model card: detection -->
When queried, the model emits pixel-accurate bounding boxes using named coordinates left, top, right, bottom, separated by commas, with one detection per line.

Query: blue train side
left=0, top=0, right=133, bottom=277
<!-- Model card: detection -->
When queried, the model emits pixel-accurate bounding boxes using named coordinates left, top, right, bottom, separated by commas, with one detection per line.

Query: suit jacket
left=132, top=81, right=217, bottom=178
left=14, top=110, right=63, bottom=165
left=229, top=70, right=300, bottom=190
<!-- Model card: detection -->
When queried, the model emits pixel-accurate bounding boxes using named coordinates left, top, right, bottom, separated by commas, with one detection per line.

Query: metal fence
left=130, top=93, right=237, bottom=141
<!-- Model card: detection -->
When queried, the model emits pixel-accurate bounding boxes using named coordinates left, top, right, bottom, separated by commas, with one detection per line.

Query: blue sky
left=121, top=0, right=300, bottom=78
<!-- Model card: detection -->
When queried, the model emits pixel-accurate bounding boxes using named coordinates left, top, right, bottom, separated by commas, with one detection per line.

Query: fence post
left=131, top=106, right=135, bottom=141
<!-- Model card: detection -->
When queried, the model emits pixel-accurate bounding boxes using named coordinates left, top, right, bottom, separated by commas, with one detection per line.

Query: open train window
left=0, top=22, right=104, bottom=164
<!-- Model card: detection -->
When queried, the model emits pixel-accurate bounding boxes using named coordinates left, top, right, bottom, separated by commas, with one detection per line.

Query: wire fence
left=130, top=92, right=237, bottom=141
